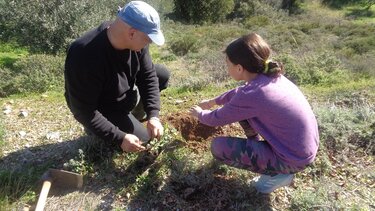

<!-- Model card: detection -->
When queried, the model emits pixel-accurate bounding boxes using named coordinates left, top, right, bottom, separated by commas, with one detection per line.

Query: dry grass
left=0, top=88, right=374, bottom=210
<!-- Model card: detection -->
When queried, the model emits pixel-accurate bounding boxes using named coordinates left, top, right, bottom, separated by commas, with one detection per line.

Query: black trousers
left=100, top=64, right=170, bottom=144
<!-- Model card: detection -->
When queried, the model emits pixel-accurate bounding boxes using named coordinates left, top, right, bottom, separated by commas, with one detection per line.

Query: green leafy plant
left=147, top=124, right=178, bottom=153
left=63, top=149, right=93, bottom=174
left=0, top=0, right=123, bottom=54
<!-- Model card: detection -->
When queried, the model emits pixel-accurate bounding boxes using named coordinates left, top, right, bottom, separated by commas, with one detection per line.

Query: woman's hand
left=190, top=105, right=203, bottom=118
left=199, top=99, right=216, bottom=109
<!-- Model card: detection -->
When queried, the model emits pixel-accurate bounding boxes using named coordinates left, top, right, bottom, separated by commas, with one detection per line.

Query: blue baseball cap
left=118, top=1, right=165, bottom=46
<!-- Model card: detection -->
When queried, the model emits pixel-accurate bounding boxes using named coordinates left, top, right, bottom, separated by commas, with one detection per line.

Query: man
left=64, top=1, right=169, bottom=152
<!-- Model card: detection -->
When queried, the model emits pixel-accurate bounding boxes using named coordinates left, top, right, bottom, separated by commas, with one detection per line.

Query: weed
left=63, top=149, right=93, bottom=175
left=0, top=167, right=42, bottom=209
left=147, top=124, right=178, bottom=153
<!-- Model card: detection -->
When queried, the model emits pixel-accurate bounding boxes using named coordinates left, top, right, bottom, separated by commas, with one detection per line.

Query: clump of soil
left=166, top=113, right=222, bottom=140
left=163, top=112, right=244, bottom=152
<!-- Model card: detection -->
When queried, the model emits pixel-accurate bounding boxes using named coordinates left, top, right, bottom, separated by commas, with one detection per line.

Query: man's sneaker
left=252, top=173, right=294, bottom=194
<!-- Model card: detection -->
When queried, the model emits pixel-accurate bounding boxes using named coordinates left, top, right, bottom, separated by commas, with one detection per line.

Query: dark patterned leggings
left=210, top=120, right=307, bottom=175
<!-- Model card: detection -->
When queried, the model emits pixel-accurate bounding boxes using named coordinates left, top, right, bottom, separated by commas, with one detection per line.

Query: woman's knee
left=210, top=137, right=227, bottom=159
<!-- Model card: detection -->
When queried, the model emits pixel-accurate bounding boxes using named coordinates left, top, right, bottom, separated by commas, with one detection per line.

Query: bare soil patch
left=163, top=112, right=244, bottom=152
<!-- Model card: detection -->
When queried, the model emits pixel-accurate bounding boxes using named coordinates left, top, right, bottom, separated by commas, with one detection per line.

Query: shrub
left=243, top=15, right=271, bottom=27
left=315, top=99, right=375, bottom=153
left=173, top=0, right=235, bottom=24
left=142, top=0, right=174, bottom=16
left=231, top=0, right=288, bottom=23
left=0, top=0, right=123, bottom=54
left=340, top=36, right=375, bottom=55
left=0, top=119, right=4, bottom=148
left=169, top=35, right=200, bottom=56
left=322, top=0, right=374, bottom=9
left=0, top=67, right=15, bottom=97
left=0, top=54, right=64, bottom=97
left=200, top=51, right=228, bottom=84
left=280, top=0, right=305, bottom=14
left=342, top=53, right=375, bottom=76
left=277, top=54, right=308, bottom=85
left=190, top=24, right=247, bottom=51
left=277, top=51, right=351, bottom=86
left=331, top=22, right=375, bottom=55
left=304, top=52, right=341, bottom=81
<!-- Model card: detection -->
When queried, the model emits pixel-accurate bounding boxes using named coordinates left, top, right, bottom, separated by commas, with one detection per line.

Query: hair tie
left=264, top=59, right=271, bottom=73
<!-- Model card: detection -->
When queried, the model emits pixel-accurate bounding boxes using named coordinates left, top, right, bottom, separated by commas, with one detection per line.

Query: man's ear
left=128, top=28, right=136, bottom=40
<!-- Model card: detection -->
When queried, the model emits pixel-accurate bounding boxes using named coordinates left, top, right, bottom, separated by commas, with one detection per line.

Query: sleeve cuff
left=114, top=131, right=127, bottom=146
left=147, top=110, right=159, bottom=119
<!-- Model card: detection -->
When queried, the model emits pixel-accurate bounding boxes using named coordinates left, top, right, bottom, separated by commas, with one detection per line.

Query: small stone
left=46, top=132, right=60, bottom=140
left=19, top=131, right=27, bottom=138
left=175, top=99, right=184, bottom=104
left=19, top=110, right=28, bottom=117
left=3, top=109, right=11, bottom=115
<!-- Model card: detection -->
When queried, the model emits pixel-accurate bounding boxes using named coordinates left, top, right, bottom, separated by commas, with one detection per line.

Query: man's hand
left=189, top=105, right=202, bottom=118
left=121, top=134, right=146, bottom=152
left=199, top=99, right=216, bottom=109
left=147, top=117, right=164, bottom=140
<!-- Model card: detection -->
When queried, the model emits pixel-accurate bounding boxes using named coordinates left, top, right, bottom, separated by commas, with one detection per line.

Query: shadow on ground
left=0, top=136, right=77, bottom=204
left=1, top=128, right=273, bottom=210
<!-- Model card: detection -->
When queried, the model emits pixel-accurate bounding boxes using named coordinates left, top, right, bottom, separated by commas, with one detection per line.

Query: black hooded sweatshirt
left=64, top=22, right=160, bottom=145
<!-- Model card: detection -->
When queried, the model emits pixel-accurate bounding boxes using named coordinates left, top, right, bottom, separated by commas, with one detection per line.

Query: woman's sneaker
left=252, top=173, right=294, bottom=194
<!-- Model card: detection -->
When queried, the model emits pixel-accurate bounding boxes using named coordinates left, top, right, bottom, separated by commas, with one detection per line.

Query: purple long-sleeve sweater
left=198, top=74, right=319, bottom=166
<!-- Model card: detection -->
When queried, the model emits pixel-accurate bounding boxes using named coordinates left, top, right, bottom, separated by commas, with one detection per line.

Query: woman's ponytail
left=263, top=60, right=284, bottom=77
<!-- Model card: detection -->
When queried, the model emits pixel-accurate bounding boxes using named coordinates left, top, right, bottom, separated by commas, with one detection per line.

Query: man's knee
left=155, top=64, right=170, bottom=91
